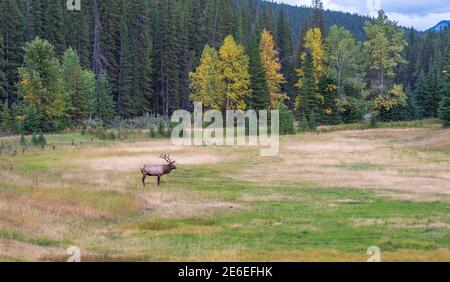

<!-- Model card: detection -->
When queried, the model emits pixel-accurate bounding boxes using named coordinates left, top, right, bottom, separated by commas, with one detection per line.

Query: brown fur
left=141, top=154, right=177, bottom=186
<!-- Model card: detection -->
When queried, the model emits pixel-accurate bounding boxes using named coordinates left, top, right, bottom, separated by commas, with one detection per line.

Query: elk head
left=161, top=153, right=177, bottom=170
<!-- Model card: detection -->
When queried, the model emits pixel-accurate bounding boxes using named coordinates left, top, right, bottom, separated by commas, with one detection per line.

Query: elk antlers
left=160, top=153, right=175, bottom=164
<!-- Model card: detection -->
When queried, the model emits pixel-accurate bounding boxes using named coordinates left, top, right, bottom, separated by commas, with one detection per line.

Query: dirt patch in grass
left=139, top=190, right=245, bottom=218
left=0, top=239, right=64, bottom=262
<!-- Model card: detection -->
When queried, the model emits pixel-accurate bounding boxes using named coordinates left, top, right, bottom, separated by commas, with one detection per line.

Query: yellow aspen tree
left=302, top=28, right=325, bottom=81
left=259, top=29, right=287, bottom=109
left=190, top=45, right=224, bottom=110
left=218, top=36, right=251, bottom=111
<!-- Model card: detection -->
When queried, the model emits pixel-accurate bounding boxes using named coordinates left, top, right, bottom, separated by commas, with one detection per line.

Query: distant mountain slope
left=427, top=20, right=450, bottom=32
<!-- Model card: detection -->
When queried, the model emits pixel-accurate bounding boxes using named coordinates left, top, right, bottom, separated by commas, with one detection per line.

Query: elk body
left=141, top=154, right=177, bottom=186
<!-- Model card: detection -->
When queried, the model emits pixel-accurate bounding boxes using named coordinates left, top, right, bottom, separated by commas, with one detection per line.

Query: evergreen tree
left=62, top=48, right=96, bottom=125
left=439, top=88, right=450, bottom=127
left=66, top=0, right=90, bottom=68
left=427, top=63, right=443, bottom=118
left=276, top=7, right=296, bottom=105
left=248, top=30, right=269, bottom=111
left=295, top=51, right=319, bottom=129
left=0, top=101, right=11, bottom=134
left=1, top=0, right=23, bottom=104
left=279, top=102, right=295, bottom=135
left=0, top=34, right=5, bottom=102
left=259, top=4, right=275, bottom=36
left=45, top=0, right=65, bottom=55
left=154, top=0, right=178, bottom=118
left=117, top=20, right=134, bottom=118
left=414, top=70, right=431, bottom=119
left=94, top=74, right=115, bottom=125
left=439, top=47, right=450, bottom=127
left=22, top=102, right=39, bottom=133
left=311, top=0, right=325, bottom=35
left=219, top=0, right=239, bottom=41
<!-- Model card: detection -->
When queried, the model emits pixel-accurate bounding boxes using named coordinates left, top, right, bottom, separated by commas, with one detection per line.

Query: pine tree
left=94, top=74, right=115, bottom=125
left=427, top=63, right=443, bottom=118
left=0, top=34, right=5, bottom=102
left=154, top=0, right=178, bottom=118
left=219, top=0, right=239, bottom=41
left=259, top=30, right=287, bottom=108
left=276, top=7, right=296, bottom=105
left=279, top=102, right=295, bottom=135
left=1, top=0, right=23, bottom=104
left=295, top=51, right=320, bottom=129
left=0, top=101, right=11, bottom=134
left=45, top=0, right=65, bottom=55
left=37, top=130, right=46, bottom=148
left=414, top=70, right=431, bottom=119
left=439, top=47, right=450, bottom=127
left=22, top=102, right=40, bottom=133
left=62, top=48, right=96, bottom=125
left=117, top=20, right=134, bottom=118
left=259, top=4, right=276, bottom=36
left=239, top=1, right=253, bottom=50
left=311, top=0, right=325, bottom=35
left=248, top=30, right=269, bottom=111
left=66, top=0, right=91, bottom=68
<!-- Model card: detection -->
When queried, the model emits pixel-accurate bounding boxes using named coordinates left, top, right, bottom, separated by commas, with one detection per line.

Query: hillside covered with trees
left=1, top=0, right=450, bottom=135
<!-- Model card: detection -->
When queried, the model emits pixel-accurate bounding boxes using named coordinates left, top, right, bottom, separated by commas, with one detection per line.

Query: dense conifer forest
left=1, top=0, right=450, bottom=135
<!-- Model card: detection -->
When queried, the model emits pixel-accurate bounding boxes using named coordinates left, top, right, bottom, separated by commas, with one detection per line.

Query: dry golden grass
left=0, top=127, right=449, bottom=261
left=234, top=128, right=450, bottom=202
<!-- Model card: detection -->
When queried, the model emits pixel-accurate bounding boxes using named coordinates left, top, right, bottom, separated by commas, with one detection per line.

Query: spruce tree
left=259, top=4, right=275, bottom=36
left=66, top=0, right=91, bottom=68
left=413, top=70, right=430, bottom=119
left=311, top=0, right=326, bottom=35
left=427, top=63, right=443, bottom=118
left=0, top=34, right=5, bottom=102
left=248, top=30, right=269, bottom=111
left=439, top=47, right=450, bottom=127
left=117, top=20, right=134, bottom=118
left=95, top=74, right=115, bottom=126
left=296, top=51, right=319, bottom=129
left=0, top=101, right=11, bottom=134
left=154, top=0, right=178, bottom=118
left=1, top=0, right=23, bottom=104
left=46, top=0, right=65, bottom=55
left=276, top=8, right=296, bottom=104
left=62, top=48, right=96, bottom=125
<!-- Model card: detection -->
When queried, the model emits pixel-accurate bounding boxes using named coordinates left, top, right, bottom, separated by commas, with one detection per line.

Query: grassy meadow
left=0, top=121, right=449, bottom=262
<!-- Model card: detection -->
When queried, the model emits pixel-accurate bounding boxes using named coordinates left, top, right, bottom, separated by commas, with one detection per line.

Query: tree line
left=1, top=0, right=449, bottom=136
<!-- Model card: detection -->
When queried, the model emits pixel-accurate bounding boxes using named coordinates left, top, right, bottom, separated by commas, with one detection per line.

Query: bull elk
left=140, top=154, right=177, bottom=186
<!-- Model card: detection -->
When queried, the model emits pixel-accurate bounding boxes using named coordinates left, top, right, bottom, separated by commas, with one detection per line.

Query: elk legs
left=142, top=175, right=147, bottom=186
